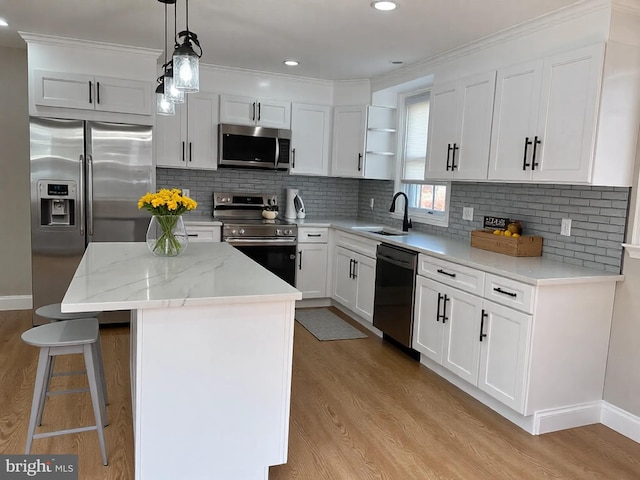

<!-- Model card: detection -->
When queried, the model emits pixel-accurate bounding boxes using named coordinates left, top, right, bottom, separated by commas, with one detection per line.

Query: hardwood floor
left=1, top=307, right=639, bottom=479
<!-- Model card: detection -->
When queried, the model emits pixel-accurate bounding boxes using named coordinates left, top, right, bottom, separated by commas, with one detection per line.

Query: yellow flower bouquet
left=138, top=189, right=198, bottom=256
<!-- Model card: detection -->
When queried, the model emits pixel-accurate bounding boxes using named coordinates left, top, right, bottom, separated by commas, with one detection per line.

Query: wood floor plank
left=1, top=307, right=639, bottom=479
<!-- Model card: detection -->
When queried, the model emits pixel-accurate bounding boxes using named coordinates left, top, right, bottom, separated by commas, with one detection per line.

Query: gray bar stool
left=34, top=303, right=107, bottom=405
left=22, top=318, right=108, bottom=465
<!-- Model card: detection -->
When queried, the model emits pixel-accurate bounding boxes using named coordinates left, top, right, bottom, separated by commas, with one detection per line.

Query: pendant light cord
left=164, top=3, right=168, bottom=67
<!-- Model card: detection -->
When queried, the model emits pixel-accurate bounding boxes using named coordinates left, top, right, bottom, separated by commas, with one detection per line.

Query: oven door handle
left=225, top=238, right=297, bottom=246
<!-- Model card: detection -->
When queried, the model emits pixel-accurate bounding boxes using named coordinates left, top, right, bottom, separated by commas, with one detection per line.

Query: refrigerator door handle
left=78, top=154, right=85, bottom=236
left=87, top=154, right=94, bottom=236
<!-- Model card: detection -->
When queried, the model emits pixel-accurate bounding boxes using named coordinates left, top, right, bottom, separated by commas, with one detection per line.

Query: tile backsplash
left=359, top=180, right=629, bottom=273
left=158, top=168, right=629, bottom=273
left=157, top=168, right=360, bottom=219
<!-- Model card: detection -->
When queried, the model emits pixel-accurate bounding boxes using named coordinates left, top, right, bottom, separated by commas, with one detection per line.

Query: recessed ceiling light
left=0, top=18, right=8, bottom=27
left=283, top=60, right=300, bottom=66
left=371, top=1, right=398, bottom=11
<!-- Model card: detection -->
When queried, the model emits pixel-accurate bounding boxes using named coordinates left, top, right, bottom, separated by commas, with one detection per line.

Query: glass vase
left=146, top=215, right=188, bottom=257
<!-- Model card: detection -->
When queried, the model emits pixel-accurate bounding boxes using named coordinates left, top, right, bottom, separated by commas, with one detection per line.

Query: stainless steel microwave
left=218, top=123, right=291, bottom=170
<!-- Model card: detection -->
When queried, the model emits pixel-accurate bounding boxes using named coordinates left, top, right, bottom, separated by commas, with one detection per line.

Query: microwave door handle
left=274, top=137, right=280, bottom=169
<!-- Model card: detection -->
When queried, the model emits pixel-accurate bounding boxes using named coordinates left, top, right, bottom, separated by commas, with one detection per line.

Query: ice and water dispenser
left=37, top=180, right=76, bottom=227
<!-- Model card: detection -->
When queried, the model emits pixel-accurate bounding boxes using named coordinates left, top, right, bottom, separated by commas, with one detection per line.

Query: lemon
left=512, top=233, right=521, bottom=238
left=504, top=230, right=512, bottom=237
left=493, top=230, right=501, bottom=235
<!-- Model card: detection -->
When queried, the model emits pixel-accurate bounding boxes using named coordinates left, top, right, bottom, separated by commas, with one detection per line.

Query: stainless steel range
left=213, top=192, right=297, bottom=286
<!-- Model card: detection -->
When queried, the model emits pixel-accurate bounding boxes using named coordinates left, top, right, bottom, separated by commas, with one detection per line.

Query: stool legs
left=94, top=335, right=109, bottom=405
left=25, top=348, right=50, bottom=454
left=84, top=343, right=108, bottom=465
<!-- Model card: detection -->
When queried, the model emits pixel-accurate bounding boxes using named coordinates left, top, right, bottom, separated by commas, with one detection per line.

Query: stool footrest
left=52, top=370, right=87, bottom=377
left=46, top=388, right=89, bottom=396
left=33, top=425, right=97, bottom=439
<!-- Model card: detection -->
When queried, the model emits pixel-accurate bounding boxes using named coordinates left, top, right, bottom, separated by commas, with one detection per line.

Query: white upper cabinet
left=425, top=71, right=496, bottom=181
left=219, top=94, right=291, bottom=129
left=331, top=105, right=367, bottom=178
left=290, top=103, right=331, bottom=176
left=331, top=105, right=396, bottom=179
left=488, top=44, right=604, bottom=183
left=34, top=70, right=153, bottom=115
left=156, top=91, right=219, bottom=170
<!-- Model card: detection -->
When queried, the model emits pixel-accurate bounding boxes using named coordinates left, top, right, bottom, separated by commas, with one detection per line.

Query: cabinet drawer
left=484, top=274, right=534, bottom=313
left=298, top=227, right=328, bottom=243
left=335, top=231, right=379, bottom=258
left=417, top=254, right=485, bottom=296
left=184, top=224, right=221, bottom=242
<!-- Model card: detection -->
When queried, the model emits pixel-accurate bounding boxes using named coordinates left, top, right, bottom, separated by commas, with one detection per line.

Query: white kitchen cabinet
left=156, top=91, right=219, bottom=170
left=425, top=71, right=496, bottom=181
left=331, top=105, right=367, bottom=178
left=183, top=222, right=221, bottom=242
left=413, top=276, right=483, bottom=385
left=296, top=227, right=329, bottom=298
left=331, top=105, right=396, bottom=179
left=488, top=44, right=604, bottom=183
left=33, top=70, right=153, bottom=115
left=478, top=301, right=531, bottom=412
left=219, top=94, right=290, bottom=129
left=290, top=103, right=331, bottom=176
left=332, top=232, right=379, bottom=324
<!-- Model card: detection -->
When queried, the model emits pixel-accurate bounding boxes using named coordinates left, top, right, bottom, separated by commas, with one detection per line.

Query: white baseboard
left=0, top=295, right=32, bottom=311
left=533, top=402, right=602, bottom=435
left=601, top=401, right=640, bottom=444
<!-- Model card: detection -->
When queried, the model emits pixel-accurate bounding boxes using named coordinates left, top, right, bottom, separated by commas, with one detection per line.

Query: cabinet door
left=333, top=246, right=356, bottom=307
left=331, top=106, right=366, bottom=178
left=296, top=243, right=328, bottom=298
left=257, top=99, right=291, bottom=129
left=184, top=224, right=221, bottom=242
left=532, top=44, right=603, bottom=183
left=455, top=71, right=496, bottom=180
left=441, top=285, right=483, bottom=385
left=219, top=94, right=256, bottom=126
left=488, top=60, right=542, bottom=181
left=413, top=276, right=445, bottom=363
left=186, top=92, right=219, bottom=170
left=156, top=106, right=187, bottom=168
left=33, top=70, right=94, bottom=110
left=94, top=76, right=152, bottom=115
left=478, top=301, right=532, bottom=413
left=353, top=253, right=376, bottom=323
left=425, top=82, right=458, bottom=180
left=290, top=103, right=331, bottom=176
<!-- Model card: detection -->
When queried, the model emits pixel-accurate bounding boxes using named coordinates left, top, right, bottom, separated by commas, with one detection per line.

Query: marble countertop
left=61, top=242, right=301, bottom=312
left=293, top=218, right=624, bottom=286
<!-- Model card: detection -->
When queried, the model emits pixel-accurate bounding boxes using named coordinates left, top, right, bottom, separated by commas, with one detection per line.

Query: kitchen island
left=61, top=242, right=302, bottom=480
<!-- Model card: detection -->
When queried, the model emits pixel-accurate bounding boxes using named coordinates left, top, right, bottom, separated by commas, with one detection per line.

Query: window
left=396, top=90, right=450, bottom=227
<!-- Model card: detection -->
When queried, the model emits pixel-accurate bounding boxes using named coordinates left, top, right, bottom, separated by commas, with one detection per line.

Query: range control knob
left=230, top=229, right=237, bottom=235
left=239, top=229, right=245, bottom=235
left=275, top=229, right=282, bottom=236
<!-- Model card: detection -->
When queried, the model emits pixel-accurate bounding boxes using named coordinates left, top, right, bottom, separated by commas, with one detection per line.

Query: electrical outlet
left=561, top=218, right=572, bottom=236
left=462, top=207, right=474, bottom=221
left=370, top=198, right=375, bottom=210
left=182, top=188, right=190, bottom=198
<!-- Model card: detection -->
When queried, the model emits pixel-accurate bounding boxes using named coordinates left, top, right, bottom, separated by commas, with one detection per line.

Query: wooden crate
left=470, top=230, right=543, bottom=257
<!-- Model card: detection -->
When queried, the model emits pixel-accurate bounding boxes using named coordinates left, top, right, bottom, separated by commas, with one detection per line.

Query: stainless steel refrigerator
left=30, top=117, right=153, bottom=325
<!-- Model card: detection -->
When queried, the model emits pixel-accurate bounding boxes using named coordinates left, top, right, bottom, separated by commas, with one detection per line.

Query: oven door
left=227, top=239, right=297, bottom=287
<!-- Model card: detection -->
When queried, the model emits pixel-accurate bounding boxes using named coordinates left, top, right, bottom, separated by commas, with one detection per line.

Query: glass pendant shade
left=156, top=84, right=175, bottom=115
left=173, top=45, right=199, bottom=92
left=164, top=71, right=185, bottom=104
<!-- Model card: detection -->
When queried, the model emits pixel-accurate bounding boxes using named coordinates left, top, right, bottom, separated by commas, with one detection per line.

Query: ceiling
left=0, top=0, right=583, bottom=81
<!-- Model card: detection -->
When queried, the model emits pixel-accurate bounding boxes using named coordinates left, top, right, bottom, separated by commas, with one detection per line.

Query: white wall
left=0, top=46, right=31, bottom=299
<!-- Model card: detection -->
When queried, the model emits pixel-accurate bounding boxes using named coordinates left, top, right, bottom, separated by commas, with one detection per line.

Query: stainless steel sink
left=351, top=226, right=408, bottom=236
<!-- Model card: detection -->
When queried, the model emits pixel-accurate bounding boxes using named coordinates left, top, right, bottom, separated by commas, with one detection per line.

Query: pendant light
left=173, top=0, right=202, bottom=92
left=164, top=1, right=185, bottom=104
left=156, top=0, right=175, bottom=115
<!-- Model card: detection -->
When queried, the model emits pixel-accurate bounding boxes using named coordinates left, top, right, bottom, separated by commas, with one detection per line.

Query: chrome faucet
left=389, top=192, right=412, bottom=232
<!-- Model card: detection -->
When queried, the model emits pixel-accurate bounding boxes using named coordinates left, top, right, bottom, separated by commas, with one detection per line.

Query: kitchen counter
left=62, top=242, right=301, bottom=480
left=294, top=218, right=623, bottom=286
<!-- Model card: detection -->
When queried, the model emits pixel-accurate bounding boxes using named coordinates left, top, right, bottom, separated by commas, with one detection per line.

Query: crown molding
left=18, top=32, right=162, bottom=59
left=371, top=0, right=611, bottom=91
left=199, top=62, right=335, bottom=87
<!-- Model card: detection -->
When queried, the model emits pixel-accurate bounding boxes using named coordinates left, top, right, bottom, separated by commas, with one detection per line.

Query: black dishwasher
left=373, top=243, right=419, bottom=359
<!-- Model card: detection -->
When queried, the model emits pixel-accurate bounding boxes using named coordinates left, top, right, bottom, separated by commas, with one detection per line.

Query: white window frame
left=393, top=89, right=451, bottom=228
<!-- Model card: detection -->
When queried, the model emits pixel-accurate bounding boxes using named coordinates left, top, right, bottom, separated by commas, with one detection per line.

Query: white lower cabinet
left=333, top=245, right=377, bottom=323
left=296, top=244, right=328, bottom=299
left=183, top=222, right=221, bottom=242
